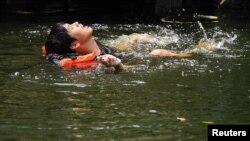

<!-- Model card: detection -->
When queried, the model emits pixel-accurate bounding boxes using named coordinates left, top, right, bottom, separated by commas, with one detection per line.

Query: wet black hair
left=45, top=23, right=76, bottom=54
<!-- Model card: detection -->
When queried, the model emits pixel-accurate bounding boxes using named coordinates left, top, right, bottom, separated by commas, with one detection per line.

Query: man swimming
left=44, top=21, right=193, bottom=69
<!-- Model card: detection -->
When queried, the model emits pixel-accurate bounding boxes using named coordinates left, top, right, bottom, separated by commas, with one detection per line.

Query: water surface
left=0, top=19, right=250, bottom=141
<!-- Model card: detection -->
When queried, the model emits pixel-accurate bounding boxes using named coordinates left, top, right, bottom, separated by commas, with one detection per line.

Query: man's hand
left=97, top=54, right=122, bottom=67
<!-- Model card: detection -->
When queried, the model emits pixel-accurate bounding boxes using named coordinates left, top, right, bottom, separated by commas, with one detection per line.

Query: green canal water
left=0, top=19, right=250, bottom=141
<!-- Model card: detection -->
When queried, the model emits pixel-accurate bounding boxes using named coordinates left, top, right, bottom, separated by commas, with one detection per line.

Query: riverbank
left=1, top=0, right=250, bottom=23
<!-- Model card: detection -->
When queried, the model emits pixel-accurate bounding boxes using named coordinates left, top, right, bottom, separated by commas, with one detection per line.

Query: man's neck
left=78, top=37, right=101, bottom=55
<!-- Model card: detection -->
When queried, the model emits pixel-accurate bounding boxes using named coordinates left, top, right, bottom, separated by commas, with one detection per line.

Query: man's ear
left=70, top=41, right=80, bottom=50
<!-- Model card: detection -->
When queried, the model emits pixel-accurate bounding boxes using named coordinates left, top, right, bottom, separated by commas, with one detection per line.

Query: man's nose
left=73, top=21, right=79, bottom=25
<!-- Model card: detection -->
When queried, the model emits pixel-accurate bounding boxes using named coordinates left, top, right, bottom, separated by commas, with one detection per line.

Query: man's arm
left=150, top=49, right=192, bottom=58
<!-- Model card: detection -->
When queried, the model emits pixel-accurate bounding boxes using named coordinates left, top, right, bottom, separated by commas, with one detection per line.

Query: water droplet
left=181, top=71, right=185, bottom=77
left=132, top=125, right=140, bottom=128
left=149, top=110, right=157, bottom=113
left=202, top=121, right=214, bottom=124
left=177, top=117, right=186, bottom=122
left=14, top=72, right=20, bottom=76
left=73, top=127, right=78, bottom=130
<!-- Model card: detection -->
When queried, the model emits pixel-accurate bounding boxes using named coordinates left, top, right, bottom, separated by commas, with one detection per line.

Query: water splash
left=197, top=21, right=208, bottom=40
left=182, top=23, right=237, bottom=54
left=10, top=23, right=239, bottom=81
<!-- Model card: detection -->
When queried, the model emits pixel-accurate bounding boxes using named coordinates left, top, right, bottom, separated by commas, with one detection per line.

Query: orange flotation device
left=59, top=53, right=98, bottom=68
left=41, top=46, right=99, bottom=68
left=41, top=45, right=47, bottom=57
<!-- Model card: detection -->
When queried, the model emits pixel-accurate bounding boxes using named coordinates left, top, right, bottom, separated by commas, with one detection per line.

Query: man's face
left=63, top=21, right=93, bottom=43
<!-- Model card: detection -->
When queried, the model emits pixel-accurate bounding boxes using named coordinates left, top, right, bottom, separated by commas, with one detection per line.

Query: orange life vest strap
left=59, top=53, right=98, bottom=68
left=41, top=45, right=46, bottom=57
left=41, top=45, right=99, bottom=68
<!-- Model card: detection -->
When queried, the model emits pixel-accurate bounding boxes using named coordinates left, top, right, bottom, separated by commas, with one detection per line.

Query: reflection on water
left=0, top=20, right=250, bottom=141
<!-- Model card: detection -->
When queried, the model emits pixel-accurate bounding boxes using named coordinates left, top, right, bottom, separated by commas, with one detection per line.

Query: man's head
left=45, top=23, right=76, bottom=54
left=45, top=22, right=93, bottom=55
